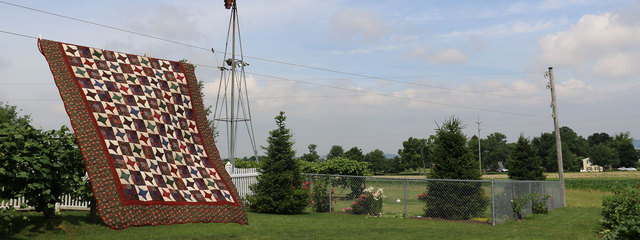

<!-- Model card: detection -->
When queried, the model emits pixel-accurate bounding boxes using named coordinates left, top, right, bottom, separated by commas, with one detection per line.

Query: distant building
left=580, top=158, right=603, bottom=172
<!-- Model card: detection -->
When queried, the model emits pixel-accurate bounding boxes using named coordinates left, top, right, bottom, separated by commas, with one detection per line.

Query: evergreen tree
left=422, top=116, right=487, bottom=220
left=247, top=111, right=308, bottom=214
left=507, top=134, right=545, bottom=180
left=430, top=116, right=481, bottom=180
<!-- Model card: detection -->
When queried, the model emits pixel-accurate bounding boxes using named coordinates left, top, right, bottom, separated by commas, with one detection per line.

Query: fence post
left=328, top=174, right=332, bottom=212
left=491, top=178, right=495, bottom=226
left=403, top=179, right=407, bottom=218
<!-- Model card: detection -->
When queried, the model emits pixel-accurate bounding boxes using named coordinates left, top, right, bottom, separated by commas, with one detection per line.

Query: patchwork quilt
left=38, top=39, right=247, bottom=229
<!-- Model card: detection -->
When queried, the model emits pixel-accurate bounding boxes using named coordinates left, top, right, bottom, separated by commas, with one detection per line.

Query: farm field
left=5, top=189, right=606, bottom=240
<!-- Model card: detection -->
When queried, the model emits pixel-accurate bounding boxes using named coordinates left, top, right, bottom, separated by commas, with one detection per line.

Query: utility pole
left=546, top=67, right=566, bottom=207
left=476, top=116, right=482, bottom=172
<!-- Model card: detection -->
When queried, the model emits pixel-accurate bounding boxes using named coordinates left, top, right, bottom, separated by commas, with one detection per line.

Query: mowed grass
left=7, top=190, right=605, bottom=240
left=481, top=170, right=640, bottom=180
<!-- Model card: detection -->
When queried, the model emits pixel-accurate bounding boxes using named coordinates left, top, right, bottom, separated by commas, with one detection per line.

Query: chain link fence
left=304, top=174, right=562, bottom=225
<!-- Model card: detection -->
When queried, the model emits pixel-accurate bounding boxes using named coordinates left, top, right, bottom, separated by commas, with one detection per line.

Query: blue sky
left=1, top=0, right=639, bottom=157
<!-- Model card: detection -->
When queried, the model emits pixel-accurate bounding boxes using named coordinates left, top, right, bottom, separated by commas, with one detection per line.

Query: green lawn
left=5, top=190, right=605, bottom=240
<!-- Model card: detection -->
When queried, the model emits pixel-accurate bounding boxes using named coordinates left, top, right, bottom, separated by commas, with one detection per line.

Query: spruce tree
left=422, top=116, right=487, bottom=220
left=247, top=111, right=309, bottom=214
left=430, top=116, right=481, bottom=180
left=508, top=134, right=546, bottom=180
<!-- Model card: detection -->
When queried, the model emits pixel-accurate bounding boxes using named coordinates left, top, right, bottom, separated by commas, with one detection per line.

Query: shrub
left=308, top=157, right=371, bottom=199
left=511, top=193, right=550, bottom=220
left=600, top=187, right=640, bottom=239
left=422, top=181, right=488, bottom=220
left=347, top=186, right=383, bottom=215
left=309, top=178, right=331, bottom=212
left=0, top=124, right=85, bottom=219
left=531, top=194, right=550, bottom=214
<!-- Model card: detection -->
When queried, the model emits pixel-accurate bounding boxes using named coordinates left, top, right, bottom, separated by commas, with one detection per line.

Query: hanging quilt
left=38, top=39, right=247, bottom=229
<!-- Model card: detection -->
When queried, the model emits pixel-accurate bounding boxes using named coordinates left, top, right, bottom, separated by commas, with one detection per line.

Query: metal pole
left=328, top=174, right=332, bottom=212
left=403, top=180, right=407, bottom=218
left=547, top=67, right=566, bottom=207
left=491, top=178, right=495, bottom=226
left=476, top=116, right=482, bottom=172
left=229, top=5, right=237, bottom=172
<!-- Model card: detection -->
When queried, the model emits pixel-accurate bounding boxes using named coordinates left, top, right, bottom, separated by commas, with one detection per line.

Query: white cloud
left=538, top=12, right=640, bottom=66
left=555, top=78, right=600, bottom=103
left=593, top=53, right=638, bottom=78
left=411, top=47, right=468, bottom=64
left=446, top=19, right=558, bottom=37
left=126, top=4, right=205, bottom=41
left=329, top=8, right=388, bottom=44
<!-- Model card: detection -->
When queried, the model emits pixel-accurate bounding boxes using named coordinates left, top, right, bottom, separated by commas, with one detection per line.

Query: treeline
left=234, top=126, right=639, bottom=174
left=468, top=127, right=638, bottom=172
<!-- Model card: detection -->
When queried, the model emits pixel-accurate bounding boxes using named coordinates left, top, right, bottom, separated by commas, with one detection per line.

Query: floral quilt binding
left=38, top=39, right=247, bottom=229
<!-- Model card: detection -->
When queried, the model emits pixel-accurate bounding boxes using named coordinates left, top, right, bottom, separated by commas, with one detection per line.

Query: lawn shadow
left=4, top=210, right=104, bottom=239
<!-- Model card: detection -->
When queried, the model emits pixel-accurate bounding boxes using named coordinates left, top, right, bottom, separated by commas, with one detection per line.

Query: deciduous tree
left=327, top=145, right=344, bottom=160
left=300, top=144, right=321, bottom=162
left=344, top=146, right=364, bottom=162
left=398, top=137, right=428, bottom=174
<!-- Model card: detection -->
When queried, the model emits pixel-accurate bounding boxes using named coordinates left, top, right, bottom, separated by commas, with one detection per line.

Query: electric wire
left=244, top=72, right=547, bottom=118
left=0, top=1, right=544, bottom=101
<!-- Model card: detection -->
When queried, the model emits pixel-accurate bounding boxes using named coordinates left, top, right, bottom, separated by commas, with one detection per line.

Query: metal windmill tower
left=214, top=0, right=259, bottom=173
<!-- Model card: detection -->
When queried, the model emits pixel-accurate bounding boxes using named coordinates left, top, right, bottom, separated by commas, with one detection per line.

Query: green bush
left=511, top=193, right=550, bottom=220
left=422, top=181, right=488, bottom=220
left=347, top=186, right=383, bottom=215
left=309, top=178, right=331, bottom=212
left=600, top=187, right=640, bottom=239
left=302, top=157, right=371, bottom=199
left=531, top=194, right=550, bottom=214
left=0, top=124, right=85, bottom=219
left=235, top=159, right=260, bottom=168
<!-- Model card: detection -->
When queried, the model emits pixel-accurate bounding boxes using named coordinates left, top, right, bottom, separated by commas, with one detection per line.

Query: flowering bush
left=347, top=186, right=383, bottom=215
left=417, top=193, right=427, bottom=202
left=309, top=179, right=332, bottom=212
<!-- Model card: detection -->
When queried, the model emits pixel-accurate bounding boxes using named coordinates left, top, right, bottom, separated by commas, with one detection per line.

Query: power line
left=0, top=29, right=38, bottom=39
left=244, top=72, right=547, bottom=118
left=0, top=1, right=543, bottom=101
left=0, top=1, right=209, bottom=51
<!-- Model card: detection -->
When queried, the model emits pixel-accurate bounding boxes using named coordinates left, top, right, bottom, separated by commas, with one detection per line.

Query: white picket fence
left=0, top=167, right=260, bottom=210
